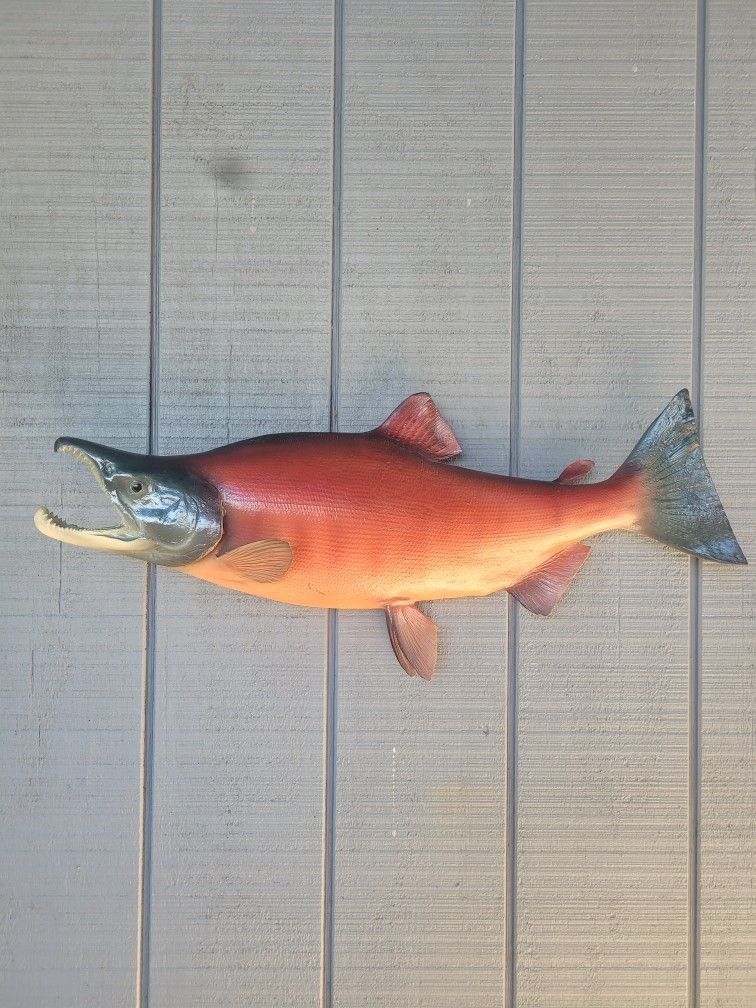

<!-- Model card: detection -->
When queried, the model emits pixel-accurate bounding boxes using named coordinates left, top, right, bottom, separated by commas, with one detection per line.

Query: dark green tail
left=619, top=389, right=746, bottom=565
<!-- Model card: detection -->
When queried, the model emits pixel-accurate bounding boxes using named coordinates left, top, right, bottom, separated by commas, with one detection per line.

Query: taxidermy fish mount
left=35, top=390, right=745, bottom=681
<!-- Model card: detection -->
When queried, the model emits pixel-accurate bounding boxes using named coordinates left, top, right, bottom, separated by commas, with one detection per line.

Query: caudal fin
left=618, top=389, right=746, bottom=564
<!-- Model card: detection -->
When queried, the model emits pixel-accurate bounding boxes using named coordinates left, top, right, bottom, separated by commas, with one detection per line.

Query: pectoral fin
left=221, top=539, right=293, bottom=582
left=375, top=393, right=461, bottom=461
left=556, top=459, right=595, bottom=484
left=509, top=543, right=591, bottom=616
left=385, top=603, right=438, bottom=681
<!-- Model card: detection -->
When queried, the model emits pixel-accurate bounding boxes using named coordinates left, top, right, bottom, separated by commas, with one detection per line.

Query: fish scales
left=184, top=433, right=641, bottom=610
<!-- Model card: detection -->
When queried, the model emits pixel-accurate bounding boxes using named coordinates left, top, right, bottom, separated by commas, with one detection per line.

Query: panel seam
left=321, top=0, right=343, bottom=1005
left=689, top=0, right=707, bottom=1005
left=136, top=2, right=161, bottom=1006
left=505, top=1, right=525, bottom=1005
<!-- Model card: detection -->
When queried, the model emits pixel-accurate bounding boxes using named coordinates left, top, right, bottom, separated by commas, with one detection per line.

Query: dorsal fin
left=556, top=459, right=595, bottom=484
left=509, top=543, right=591, bottom=616
left=374, top=393, right=461, bottom=461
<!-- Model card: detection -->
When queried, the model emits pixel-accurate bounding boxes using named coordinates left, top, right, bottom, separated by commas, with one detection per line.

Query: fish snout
left=53, top=437, right=145, bottom=485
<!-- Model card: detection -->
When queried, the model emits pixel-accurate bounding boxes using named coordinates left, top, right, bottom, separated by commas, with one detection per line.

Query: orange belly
left=178, top=433, right=641, bottom=610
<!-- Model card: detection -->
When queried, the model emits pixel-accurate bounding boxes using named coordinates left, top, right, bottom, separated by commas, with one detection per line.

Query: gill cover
left=34, top=438, right=223, bottom=567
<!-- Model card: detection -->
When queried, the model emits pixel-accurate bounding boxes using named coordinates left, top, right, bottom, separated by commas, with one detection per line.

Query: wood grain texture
left=0, top=3, right=151, bottom=1006
left=149, top=3, right=333, bottom=1006
left=331, top=2, right=513, bottom=1004
left=699, top=1, right=756, bottom=1003
left=516, top=3, right=696, bottom=1004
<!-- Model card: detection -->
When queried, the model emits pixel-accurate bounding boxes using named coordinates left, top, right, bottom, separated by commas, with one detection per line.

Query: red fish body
left=36, top=391, right=746, bottom=680
left=184, top=429, right=639, bottom=610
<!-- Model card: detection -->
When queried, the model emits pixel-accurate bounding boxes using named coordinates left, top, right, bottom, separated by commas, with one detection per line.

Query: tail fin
left=618, top=389, right=746, bottom=564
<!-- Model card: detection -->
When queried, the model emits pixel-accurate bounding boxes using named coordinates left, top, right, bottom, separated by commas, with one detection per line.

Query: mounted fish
left=35, top=390, right=746, bottom=681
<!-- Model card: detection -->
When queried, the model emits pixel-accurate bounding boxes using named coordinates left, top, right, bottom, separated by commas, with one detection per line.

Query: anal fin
left=385, top=603, right=438, bottom=681
left=510, top=543, right=591, bottom=616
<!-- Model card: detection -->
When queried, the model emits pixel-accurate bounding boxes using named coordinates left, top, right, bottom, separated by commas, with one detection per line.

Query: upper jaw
left=34, top=439, right=151, bottom=553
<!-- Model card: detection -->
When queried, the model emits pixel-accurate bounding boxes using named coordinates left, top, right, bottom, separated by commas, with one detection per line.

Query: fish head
left=34, top=438, right=223, bottom=567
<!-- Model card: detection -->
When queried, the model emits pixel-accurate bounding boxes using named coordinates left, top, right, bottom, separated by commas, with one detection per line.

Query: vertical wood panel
left=699, top=0, right=756, bottom=1002
left=331, top=2, right=514, bottom=1004
left=0, top=3, right=151, bottom=1006
left=150, top=3, right=334, bottom=1006
left=517, top=3, right=696, bottom=1004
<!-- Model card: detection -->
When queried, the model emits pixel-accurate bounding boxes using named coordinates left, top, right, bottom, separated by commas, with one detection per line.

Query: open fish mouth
left=34, top=440, right=151, bottom=553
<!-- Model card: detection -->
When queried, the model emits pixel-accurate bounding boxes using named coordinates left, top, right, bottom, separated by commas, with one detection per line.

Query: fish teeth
left=36, top=445, right=136, bottom=544
left=57, top=443, right=102, bottom=482
left=34, top=504, right=134, bottom=546
left=36, top=506, right=79, bottom=531
left=35, top=505, right=121, bottom=536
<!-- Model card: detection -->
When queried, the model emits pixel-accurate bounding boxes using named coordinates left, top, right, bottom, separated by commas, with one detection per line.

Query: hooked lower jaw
left=34, top=441, right=151, bottom=554
left=33, top=506, right=151, bottom=552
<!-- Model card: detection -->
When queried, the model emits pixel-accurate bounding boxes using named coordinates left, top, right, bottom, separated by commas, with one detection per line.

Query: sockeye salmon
left=35, top=390, right=746, bottom=680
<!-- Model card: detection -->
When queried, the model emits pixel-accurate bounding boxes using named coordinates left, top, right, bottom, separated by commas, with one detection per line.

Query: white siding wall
left=1, top=1, right=753, bottom=1006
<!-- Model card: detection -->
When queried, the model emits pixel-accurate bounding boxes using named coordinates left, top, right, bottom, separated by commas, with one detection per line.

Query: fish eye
left=131, top=481, right=144, bottom=494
